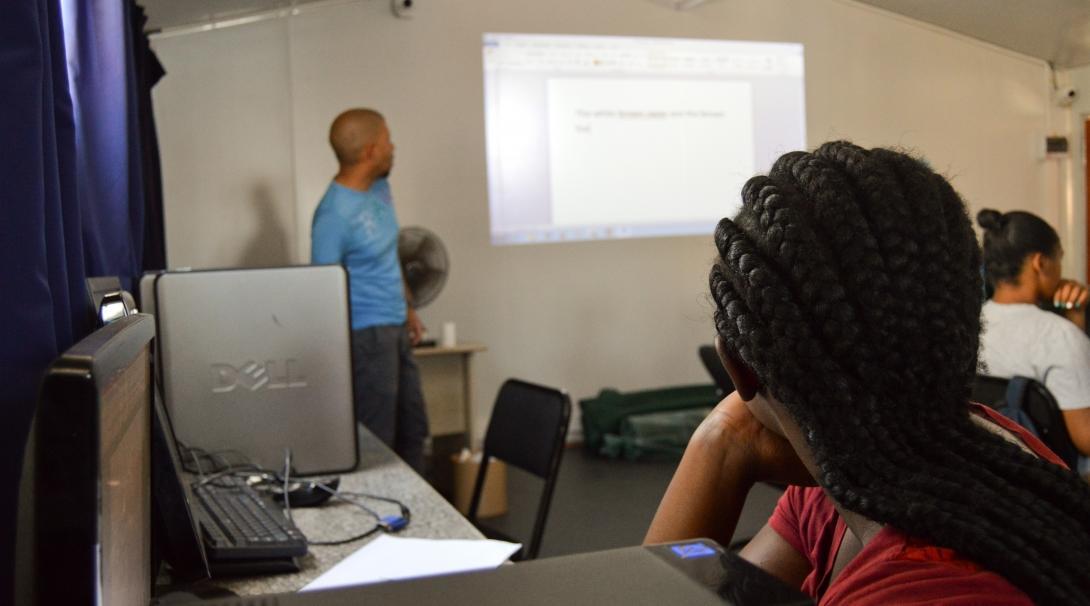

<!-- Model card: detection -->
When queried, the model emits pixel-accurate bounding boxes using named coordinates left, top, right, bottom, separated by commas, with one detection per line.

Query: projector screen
left=482, top=33, right=806, bottom=245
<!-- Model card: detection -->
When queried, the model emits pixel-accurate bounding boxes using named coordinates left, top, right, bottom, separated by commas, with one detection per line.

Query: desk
left=219, top=427, right=484, bottom=596
left=414, top=343, right=486, bottom=497
left=414, top=342, right=486, bottom=441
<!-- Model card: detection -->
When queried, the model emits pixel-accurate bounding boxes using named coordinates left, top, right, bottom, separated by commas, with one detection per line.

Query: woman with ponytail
left=647, top=142, right=1090, bottom=604
left=977, top=208, right=1090, bottom=477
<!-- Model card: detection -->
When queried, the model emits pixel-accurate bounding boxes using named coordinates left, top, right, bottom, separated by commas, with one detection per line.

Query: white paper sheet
left=300, top=535, right=522, bottom=592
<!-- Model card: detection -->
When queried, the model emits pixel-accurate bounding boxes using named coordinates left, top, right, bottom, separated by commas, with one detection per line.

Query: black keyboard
left=192, top=476, right=308, bottom=561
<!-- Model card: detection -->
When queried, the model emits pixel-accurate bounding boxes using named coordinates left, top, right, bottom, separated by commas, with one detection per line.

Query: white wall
left=154, top=18, right=297, bottom=270
left=1057, top=65, right=1090, bottom=282
left=152, top=0, right=1058, bottom=442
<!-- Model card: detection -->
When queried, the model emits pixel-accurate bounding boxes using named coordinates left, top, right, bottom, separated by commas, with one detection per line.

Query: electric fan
left=398, top=226, right=449, bottom=307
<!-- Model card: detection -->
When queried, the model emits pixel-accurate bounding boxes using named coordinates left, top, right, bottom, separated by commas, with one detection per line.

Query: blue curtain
left=63, top=0, right=144, bottom=290
left=0, top=1, right=85, bottom=601
left=131, top=2, right=168, bottom=277
left=1, top=0, right=151, bottom=599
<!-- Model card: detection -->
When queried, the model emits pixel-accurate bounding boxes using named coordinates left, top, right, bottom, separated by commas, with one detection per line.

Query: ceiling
left=139, top=0, right=1090, bottom=69
left=856, top=0, right=1090, bottom=69
left=140, top=0, right=323, bottom=33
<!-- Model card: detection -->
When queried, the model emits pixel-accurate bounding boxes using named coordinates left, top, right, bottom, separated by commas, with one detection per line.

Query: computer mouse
left=270, top=476, right=340, bottom=508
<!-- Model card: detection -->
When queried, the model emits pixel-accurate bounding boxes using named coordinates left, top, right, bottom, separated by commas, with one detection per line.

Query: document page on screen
left=482, top=33, right=806, bottom=245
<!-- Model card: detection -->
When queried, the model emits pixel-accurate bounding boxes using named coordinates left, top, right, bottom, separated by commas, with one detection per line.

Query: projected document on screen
left=483, top=34, right=806, bottom=245
left=548, top=78, right=754, bottom=227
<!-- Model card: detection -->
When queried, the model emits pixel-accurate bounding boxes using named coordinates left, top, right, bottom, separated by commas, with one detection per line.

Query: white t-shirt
left=979, top=300, right=1090, bottom=412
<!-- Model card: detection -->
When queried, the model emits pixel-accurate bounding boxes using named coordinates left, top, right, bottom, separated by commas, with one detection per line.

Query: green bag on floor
left=600, top=407, right=715, bottom=461
left=580, top=384, right=718, bottom=459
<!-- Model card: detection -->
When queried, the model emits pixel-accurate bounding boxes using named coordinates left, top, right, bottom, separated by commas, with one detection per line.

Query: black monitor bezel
left=34, top=314, right=157, bottom=604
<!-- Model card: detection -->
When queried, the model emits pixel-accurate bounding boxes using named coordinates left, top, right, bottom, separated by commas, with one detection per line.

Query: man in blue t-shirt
left=311, top=108, right=428, bottom=472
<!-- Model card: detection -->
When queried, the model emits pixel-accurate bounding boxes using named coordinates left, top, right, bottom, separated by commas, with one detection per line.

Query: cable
left=209, top=449, right=251, bottom=470
left=193, top=464, right=267, bottom=487
left=314, top=483, right=382, bottom=519
left=299, top=481, right=412, bottom=546
left=339, top=490, right=412, bottom=511
left=180, top=445, right=254, bottom=475
left=327, top=486, right=412, bottom=521
left=282, top=448, right=293, bottom=524
left=188, top=448, right=206, bottom=479
left=305, top=525, right=383, bottom=546
left=210, top=451, right=232, bottom=471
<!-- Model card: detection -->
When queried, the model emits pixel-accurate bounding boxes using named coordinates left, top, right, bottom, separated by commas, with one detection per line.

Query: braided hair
left=709, top=142, right=1090, bottom=604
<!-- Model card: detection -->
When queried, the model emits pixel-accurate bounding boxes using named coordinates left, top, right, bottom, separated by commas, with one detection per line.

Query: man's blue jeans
left=351, top=324, right=429, bottom=472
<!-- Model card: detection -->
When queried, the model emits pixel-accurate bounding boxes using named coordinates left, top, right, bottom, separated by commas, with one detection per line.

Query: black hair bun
left=976, top=209, right=1003, bottom=232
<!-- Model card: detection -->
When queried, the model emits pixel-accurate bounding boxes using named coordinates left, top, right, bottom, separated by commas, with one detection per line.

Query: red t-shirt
left=768, top=404, right=1067, bottom=605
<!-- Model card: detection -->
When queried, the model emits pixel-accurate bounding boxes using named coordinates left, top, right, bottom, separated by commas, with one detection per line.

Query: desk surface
left=219, top=427, right=484, bottom=596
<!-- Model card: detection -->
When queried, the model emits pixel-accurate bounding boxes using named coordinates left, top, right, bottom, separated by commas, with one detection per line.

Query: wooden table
left=413, top=343, right=487, bottom=498
left=413, top=342, right=487, bottom=442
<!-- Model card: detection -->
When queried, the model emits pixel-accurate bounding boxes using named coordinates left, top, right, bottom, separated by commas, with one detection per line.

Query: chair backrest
left=698, top=345, right=735, bottom=396
left=972, top=374, right=1080, bottom=470
left=470, top=379, right=571, bottom=560
left=972, top=374, right=1009, bottom=410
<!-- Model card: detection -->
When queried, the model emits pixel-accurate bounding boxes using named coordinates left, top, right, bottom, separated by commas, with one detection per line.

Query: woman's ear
left=1029, top=252, right=1045, bottom=275
left=714, top=335, right=762, bottom=401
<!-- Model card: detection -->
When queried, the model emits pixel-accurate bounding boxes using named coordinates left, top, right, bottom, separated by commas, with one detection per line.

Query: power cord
left=302, top=482, right=411, bottom=546
left=192, top=464, right=268, bottom=488
left=282, top=448, right=293, bottom=525
left=178, top=444, right=253, bottom=475
left=188, top=448, right=206, bottom=480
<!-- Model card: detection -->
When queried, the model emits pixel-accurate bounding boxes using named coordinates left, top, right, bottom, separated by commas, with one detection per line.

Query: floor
left=476, top=445, right=784, bottom=559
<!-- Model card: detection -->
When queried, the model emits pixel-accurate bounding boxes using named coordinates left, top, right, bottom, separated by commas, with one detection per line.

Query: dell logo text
left=211, top=360, right=308, bottom=393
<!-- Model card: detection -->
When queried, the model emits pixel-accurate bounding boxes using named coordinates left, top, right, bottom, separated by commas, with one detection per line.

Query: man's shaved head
left=329, top=108, right=386, bottom=166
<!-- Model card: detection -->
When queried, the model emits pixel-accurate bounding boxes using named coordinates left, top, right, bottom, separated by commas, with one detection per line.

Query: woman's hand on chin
left=695, top=391, right=815, bottom=487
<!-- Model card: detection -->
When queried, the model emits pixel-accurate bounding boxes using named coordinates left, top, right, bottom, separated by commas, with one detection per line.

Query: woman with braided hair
left=646, top=142, right=1090, bottom=604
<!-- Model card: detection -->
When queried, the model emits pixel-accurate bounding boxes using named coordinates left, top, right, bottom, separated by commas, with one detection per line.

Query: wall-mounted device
left=391, top=0, right=413, bottom=18
left=1056, top=87, right=1077, bottom=107
left=1046, top=136, right=1069, bottom=156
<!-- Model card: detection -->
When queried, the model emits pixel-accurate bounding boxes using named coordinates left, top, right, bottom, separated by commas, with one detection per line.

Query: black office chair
left=971, top=374, right=1080, bottom=470
left=468, top=379, right=571, bottom=561
left=699, top=344, right=735, bottom=397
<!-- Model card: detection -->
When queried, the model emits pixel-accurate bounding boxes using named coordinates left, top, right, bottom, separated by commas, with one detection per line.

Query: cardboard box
left=451, top=452, right=508, bottom=518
